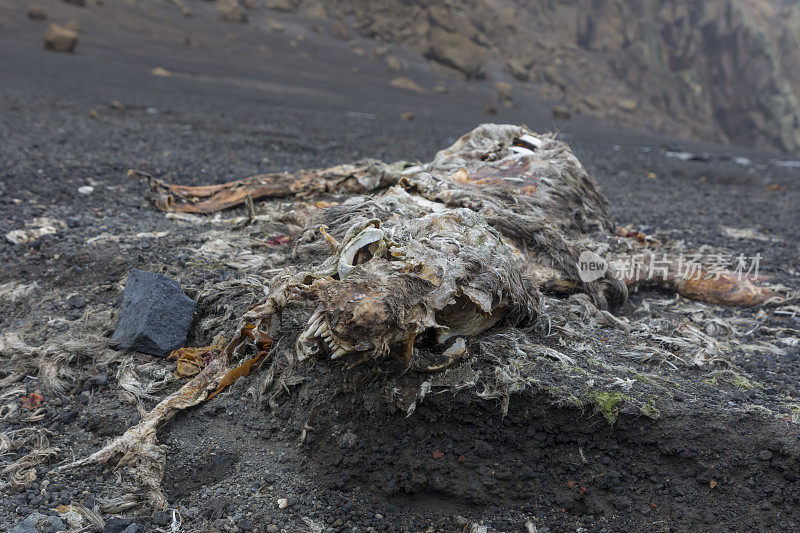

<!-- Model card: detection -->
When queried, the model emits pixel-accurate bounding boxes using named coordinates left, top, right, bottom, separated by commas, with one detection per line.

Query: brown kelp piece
left=167, top=338, right=224, bottom=378
left=677, top=272, right=776, bottom=307
left=609, top=252, right=777, bottom=307
left=130, top=159, right=413, bottom=213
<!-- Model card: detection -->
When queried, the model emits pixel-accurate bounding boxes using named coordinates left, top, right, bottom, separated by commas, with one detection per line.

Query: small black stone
left=102, top=517, right=133, bottom=533
left=66, top=295, right=88, bottom=308
left=151, top=511, right=170, bottom=527
left=10, top=513, right=65, bottom=533
left=82, top=372, right=108, bottom=391
left=111, top=269, right=196, bottom=357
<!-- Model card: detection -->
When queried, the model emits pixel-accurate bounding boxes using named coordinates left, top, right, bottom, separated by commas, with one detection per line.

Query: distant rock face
left=323, top=0, right=800, bottom=154
left=43, top=23, right=77, bottom=53
left=577, top=0, right=800, bottom=153
left=111, top=269, right=196, bottom=357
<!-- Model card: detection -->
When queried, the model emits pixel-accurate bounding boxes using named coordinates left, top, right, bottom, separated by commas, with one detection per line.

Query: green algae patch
left=588, top=390, right=626, bottom=426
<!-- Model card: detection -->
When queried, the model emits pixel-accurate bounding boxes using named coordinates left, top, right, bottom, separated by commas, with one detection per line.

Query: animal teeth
left=443, top=337, right=467, bottom=358
left=299, top=313, right=325, bottom=342
left=301, top=313, right=351, bottom=361
left=312, top=320, right=327, bottom=337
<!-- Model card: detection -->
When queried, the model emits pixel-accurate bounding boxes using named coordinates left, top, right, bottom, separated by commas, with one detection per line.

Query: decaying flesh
left=61, top=123, right=779, bottom=508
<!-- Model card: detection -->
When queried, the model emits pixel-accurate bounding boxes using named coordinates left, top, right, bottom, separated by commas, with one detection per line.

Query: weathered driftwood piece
left=64, top=124, right=777, bottom=508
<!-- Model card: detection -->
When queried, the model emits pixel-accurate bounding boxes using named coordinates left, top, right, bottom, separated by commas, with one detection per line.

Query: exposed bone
left=337, top=225, right=385, bottom=278
left=518, top=133, right=543, bottom=149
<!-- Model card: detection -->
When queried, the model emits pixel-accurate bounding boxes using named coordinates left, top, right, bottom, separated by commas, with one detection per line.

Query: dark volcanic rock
left=102, top=517, right=143, bottom=533
left=111, top=269, right=195, bottom=357
left=10, top=513, right=65, bottom=533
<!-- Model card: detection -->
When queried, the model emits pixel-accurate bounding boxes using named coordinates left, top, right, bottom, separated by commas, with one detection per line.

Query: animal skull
left=295, top=189, right=540, bottom=365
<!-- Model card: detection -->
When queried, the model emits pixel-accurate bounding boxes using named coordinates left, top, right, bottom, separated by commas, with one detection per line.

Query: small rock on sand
left=267, top=17, right=284, bottom=32
left=506, top=58, right=529, bottom=81
left=390, top=76, right=425, bottom=92
left=304, top=1, right=326, bottom=19
left=618, top=98, right=638, bottom=112
left=386, top=56, right=402, bottom=71
left=495, top=81, right=513, bottom=103
left=330, top=20, right=350, bottom=40
left=552, top=105, right=571, bottom=119
left=27, top=4, right=46, bottom=20
left=151, top=66, right=172, bottom=77
left=217, top=0, right=248, bottom=23
left=43, top=23, right=78, bottom=53
left=426, top=28, right=487, bottom=78
left=10, top=513, right=65, bottom=533
left=111, top=269, right=196, bottom=357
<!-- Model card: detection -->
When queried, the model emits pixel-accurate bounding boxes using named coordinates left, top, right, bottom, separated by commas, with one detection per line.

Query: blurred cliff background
left=6, top=0, right=800, bottom=154
left=325, top=0, right=800, bottom=153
